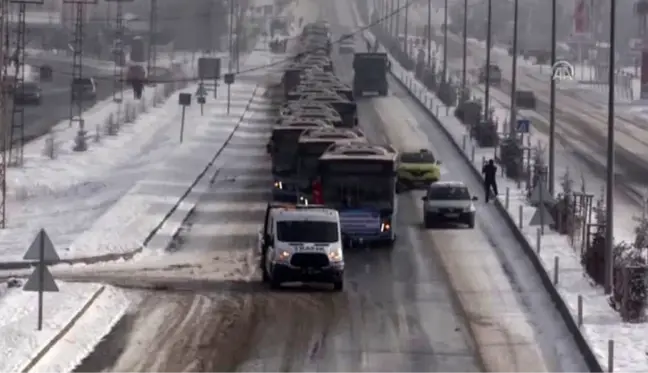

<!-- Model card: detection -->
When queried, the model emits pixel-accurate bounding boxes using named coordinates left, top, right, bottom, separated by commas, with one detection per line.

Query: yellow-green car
left=397, top=149, right=441, bottom=191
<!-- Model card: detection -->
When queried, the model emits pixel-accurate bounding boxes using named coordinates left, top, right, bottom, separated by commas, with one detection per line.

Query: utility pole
left=8, top=0, right=38, bottom=167
left=461, top=0, right=467, bottom=100
left=228, top=0, right=234, bottom=73
left=107, top=0, right=130, bottom=129
left=442, top=0, right=448, bottom=82
left=548, top=0, right=557, bottom=196
left=509, top=0, right=519, bottom=132
left=235, top=1, right=243, bottom=73
left=403, top=0, right=408, bottom=55
left=0, top=0, right=8, bottom=228
left=389, top=0, right=395, bottom=37
left=147, top=0, right=158, bottom=80
left=483, top=0, right=492, bottom=120
left=604, top=0, right=617, bottom=295
left=64, top=0, right=93, bottom=152
left=394, top=0, right=400, bottom=40
left=426, top=0, right=431, bottom=66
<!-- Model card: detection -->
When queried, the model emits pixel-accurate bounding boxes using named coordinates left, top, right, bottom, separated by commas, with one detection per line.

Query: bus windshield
left=271, top=128, right=305, bottom=173
left=320, top=160, right=395, bottom=208
left=297, top=141, right=333, bottom=177
left=322, top=176, right=394, bottom=209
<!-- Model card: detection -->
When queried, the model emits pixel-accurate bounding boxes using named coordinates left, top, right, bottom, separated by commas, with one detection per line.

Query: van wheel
left=262, top=264, right=270, bottom=283
left=270, top=277, right=282, bottom=289
left=424, top=215, right=434, bottom=229
left=332, top=281, right=344, bottom=292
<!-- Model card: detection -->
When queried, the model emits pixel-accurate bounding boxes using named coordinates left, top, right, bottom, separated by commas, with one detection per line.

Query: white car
left=421, top=181, right=477, bottom=228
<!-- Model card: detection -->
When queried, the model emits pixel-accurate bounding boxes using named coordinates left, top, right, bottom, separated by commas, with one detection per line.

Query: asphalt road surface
left=54, top=0, right=590, bottom=371
left=16, top=57, right=114, bottom=143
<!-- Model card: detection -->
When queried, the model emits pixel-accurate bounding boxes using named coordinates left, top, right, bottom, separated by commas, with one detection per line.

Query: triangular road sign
left=23, top=265, right=59, bottom=292
left=23, top=229, right=60, bottom=262
left=529, top=183, right=556, bottom=205
left=529, top=204, right=555, bottom=226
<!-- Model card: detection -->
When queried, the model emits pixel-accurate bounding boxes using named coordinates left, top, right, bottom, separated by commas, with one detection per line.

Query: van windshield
left=276, top=221, right=338, bottom=243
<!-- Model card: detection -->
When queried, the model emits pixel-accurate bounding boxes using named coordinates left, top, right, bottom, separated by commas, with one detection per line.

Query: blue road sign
left=517, top=119, right=530, bottom=133
left=196, top=84, right=207, bottom=97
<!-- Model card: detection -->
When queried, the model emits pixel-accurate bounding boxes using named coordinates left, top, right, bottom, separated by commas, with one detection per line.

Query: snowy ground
left=378, top=24, right=648, bottom=372
left=0, top=281, right=105, bottom=372
left=0, top=44, right=282, bottom=373
left=0, top=47, right=280, bottom=266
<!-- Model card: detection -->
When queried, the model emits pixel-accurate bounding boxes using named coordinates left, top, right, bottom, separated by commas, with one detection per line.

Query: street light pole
left=604, top=0, right=617, bottom=295
left=461, top=0, right=467, bottom=99
left=484, top=0, right=492, bottom=120
left=228, top=0, right=234, bottom=73
left=442, top=0, right=448, bottom=82
left=427, top=0, right=431, bottom=66
left=403, top=0, right=409, bottom=55
left=509, top=0, right=519, bottom=132
left=395, top=0, right=400, bottom=42
left=548, top=0, right=557, bottom=196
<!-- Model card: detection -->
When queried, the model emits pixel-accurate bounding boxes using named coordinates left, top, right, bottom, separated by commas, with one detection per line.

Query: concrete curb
left=145, top=84, right=262, bottom=252
left=383, top=48, right=603, bottom=372
left=20, top=285, right=107, bottom=373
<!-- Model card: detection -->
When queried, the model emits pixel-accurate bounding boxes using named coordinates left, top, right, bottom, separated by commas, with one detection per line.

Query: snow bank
left=0, top=282, right=104, bottom=372
left=65, top=82, right=258, bottom=260
left=27, top=286, right=130, bottom=373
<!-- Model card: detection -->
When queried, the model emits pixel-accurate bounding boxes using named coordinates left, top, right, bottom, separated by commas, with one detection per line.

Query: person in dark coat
left=482, top=159, right=498, bottom=202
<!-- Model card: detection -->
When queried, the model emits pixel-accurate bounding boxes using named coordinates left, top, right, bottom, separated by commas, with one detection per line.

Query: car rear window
left=427, top=186, right=470, bottom=200
left=400, top=151, right=436, bottom=163
left=72, top=78, right=93, bottom=89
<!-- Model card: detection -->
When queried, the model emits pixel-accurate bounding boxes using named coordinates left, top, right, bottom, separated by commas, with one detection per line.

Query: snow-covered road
left=49, top=0, right=591, bottom=370
left=381, top=2, right=648, bottom=371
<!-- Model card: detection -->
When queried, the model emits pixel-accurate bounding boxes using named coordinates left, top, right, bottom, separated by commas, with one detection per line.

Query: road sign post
left=196, top=82, right=207, bottom=115
left=224, top=73, right=235, bottom=114
left=178, top=93, right=191, bottom=143
left=23, top=229, right=60, bottom=331
left=516, top=118, right=530, bottom=133
left=198, top=57, right=221, bottom=100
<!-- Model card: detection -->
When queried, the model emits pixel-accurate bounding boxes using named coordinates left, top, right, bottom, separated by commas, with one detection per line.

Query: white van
left=258, top=203, right=344, bottom=291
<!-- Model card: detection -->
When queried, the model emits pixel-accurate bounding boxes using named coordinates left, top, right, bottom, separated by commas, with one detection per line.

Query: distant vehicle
left=259, top=203, right=344, bottom=291
left=421, top=181, right=478, bottom=228
left=71, top=77, right=97, bottom=101
left=14, top=81, right=42, bottom=105
left=478, top=64, right=502, bottom=86
left=397, top=149, right=441, bottom=191
left=352, top=52, right=389, bottom=97
left=515, top=90, right=536, bottom=110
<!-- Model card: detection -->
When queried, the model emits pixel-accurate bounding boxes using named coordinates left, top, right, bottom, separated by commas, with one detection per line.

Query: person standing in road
left=482, top=159, right=498, bottom=203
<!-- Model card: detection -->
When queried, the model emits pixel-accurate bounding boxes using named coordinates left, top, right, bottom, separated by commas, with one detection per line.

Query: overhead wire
left=19, top=0, right=412, bottom=85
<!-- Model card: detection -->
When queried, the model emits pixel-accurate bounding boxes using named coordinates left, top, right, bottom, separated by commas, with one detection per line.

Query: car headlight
left=277, top=249, right=291, bottom=261
left=380, top=222, right=391, bottom=232
left=328, top=247, right=343, bottom=262
left=274, top=181, right=283, bottom=189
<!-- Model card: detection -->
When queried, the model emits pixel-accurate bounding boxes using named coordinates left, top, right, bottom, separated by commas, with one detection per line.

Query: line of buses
left=268, top=20, right=397, bottom=249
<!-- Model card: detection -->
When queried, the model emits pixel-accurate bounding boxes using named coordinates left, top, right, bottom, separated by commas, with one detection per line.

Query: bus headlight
left=274, top=181, right=283, bottom=189
left=328, top=247, right=343, bottom=262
